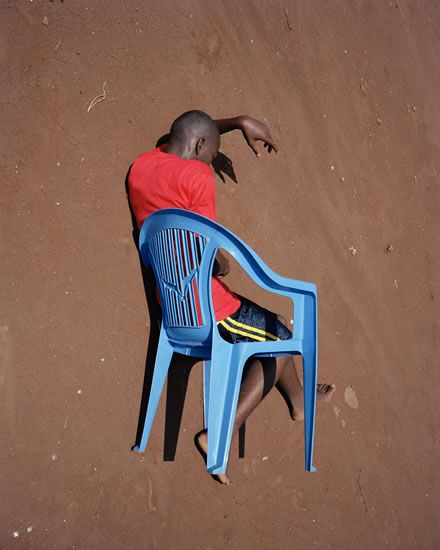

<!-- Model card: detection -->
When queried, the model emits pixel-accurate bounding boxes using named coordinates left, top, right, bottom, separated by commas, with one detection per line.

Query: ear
left=195, top=137, right=206, bottom=156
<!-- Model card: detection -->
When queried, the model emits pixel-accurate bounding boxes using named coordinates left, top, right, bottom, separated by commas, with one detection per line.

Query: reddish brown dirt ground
left=2, top=1, right=440, bottom=548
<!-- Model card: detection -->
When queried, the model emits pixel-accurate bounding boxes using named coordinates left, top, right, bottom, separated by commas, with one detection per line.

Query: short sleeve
left=187, top=166, right=216, bottom=221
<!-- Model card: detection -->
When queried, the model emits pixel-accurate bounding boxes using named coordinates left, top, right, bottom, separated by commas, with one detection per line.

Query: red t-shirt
left=128, top=146, right=240, bottom=321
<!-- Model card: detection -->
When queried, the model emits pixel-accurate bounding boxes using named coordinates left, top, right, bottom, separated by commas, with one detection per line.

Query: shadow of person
left=125, top=166, right=199, bottom=461
left=212, top=152, right=237, bottom=184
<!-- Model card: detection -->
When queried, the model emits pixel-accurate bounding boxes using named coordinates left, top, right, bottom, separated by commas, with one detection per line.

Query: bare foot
left=290, top=384, right=336, bottom=421
left=195, top=430, right=231, bottom=485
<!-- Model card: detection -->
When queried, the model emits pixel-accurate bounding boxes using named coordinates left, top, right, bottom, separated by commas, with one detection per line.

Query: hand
left=239, top=116, right=278, bottom=157
left=213, top=250, right=230, bottom=278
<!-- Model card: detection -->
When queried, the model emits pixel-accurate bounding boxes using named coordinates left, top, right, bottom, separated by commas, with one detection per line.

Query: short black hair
left=169, top=110, right=219, bottom=143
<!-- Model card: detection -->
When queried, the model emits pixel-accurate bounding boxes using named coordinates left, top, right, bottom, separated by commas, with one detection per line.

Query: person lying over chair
left=128, top=110, right=335, bottom=485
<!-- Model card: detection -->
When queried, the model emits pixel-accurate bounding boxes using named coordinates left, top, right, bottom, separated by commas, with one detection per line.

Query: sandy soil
left=1, top=1, right=440, bottom=548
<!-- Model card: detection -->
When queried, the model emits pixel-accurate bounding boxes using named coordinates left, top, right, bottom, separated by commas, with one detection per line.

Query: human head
left=168, top=110, right=220, bottom=164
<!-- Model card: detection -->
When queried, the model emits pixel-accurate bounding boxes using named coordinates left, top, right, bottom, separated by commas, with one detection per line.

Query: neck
left=166, top=139, right=194, bottom=160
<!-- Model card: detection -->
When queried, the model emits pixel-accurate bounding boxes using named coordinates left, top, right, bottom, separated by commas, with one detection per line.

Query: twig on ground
left=87, top=81, right=108, bottom=113
left=357, top=469, right=368, bottom=514
left=285, top=4, right=293, bottom=31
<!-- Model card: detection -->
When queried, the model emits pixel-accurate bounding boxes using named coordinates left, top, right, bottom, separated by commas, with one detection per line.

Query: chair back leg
left=203, top=359, right=211, bottom=430
left=133, top=327, right=174, bottom=453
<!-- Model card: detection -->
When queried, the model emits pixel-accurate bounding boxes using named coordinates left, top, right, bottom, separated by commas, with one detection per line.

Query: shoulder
left=179, top=159, right=213, bottom=183
left=132, top=146, right=162, bottom=166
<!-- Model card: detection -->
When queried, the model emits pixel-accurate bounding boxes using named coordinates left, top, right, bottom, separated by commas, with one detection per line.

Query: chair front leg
left=206, top=344, right=248, bottom=475
left=302, top=344, right=318, bottom=472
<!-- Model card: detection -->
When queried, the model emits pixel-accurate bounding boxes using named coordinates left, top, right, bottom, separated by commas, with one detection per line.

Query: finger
left=265, top=135, right=279, bottom=153
left=249, top=140, right=260, bottom=157
left=264, top=143, right=274, bottom=154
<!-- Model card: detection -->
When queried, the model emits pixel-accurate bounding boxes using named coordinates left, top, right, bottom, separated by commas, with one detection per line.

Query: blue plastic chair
left=133, top=208, right=318, bottom=474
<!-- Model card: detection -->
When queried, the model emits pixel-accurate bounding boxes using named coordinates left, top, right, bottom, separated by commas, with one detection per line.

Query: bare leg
left=274, top=317, right=335, bottom=420
left=276, top=357, right=335, bottom=421
left=197, top=355, right=289, bottom=484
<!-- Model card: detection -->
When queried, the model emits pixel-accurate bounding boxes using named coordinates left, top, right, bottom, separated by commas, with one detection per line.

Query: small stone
left=262, top=456, right=268, bottom=461
left=51, top=453, right=58, bottom=461
left=394, top=279, right=399, bottom=288
left=413, top=176, right=417, bottom=183
left=384, top=244, right=394, bottom=254
left=27, top=526, right=33, bottom=533
left=77, top=389, right=82, bottom=394
left=101, top=357, right=105, bottom=362
left=340, top=176, right=345, bottom=182
left=344, top=386, right=359, bottom=409
left=333, top=405, right=340, bottom=417
left=330, top=165, right=335, bottom=170
left=349, top=246, right=357, bottom=256
left=42, top=16, right=49, bottom=26
left=13, top=532, right=19, bottom=538
left=412, top=105, right=417, bottom=111
left=376, top=117, right=383, bottom=125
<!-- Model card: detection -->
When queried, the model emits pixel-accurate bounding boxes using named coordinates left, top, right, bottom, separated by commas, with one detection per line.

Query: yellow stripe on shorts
left=220, top=318, right=280, bottom=342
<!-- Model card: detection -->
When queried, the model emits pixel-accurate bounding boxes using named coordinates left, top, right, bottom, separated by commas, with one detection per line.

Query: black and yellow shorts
left=217, top=296, right=292, bottom=344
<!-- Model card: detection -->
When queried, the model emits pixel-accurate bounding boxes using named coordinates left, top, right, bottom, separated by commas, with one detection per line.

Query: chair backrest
left=139, top=209, right=221, bottom=347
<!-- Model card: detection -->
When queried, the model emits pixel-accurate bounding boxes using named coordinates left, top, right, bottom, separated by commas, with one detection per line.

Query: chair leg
left=203, top=359, right=211, bottom=430
left=302, top=346, right=318, bottom=472
left=133, top=329, right=174, bottom=453
left=206, top=345, right=248, bottom=475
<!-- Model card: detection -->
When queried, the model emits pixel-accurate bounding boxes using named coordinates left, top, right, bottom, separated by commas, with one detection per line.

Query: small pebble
left=376, top=117, right=383, bottom=125
left=13, top=531, right=19, bottom=538
left=385, top=244, right=394, bottom=254
left=51, top=454, right=58, bottom=461
left=340, top=176, right=345, bottom=182
left=27, top=526, right=33, bottom=533
left=77, top=389, right=82, bottom=394
left=349, top=246, right=357, bottom=256
left=262, top=456, right=268, bottom=461
left=344, top=386, right=359, bottom=409
left=42, top=16, right=49, bottom=26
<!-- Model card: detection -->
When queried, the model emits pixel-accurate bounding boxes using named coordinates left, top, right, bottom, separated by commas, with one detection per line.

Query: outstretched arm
left=214, top=115, right=278, bottom=157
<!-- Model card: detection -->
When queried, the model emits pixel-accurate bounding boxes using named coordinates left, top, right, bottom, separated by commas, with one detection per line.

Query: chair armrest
left=212, top=229, right=317, bottom=299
